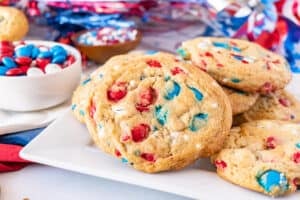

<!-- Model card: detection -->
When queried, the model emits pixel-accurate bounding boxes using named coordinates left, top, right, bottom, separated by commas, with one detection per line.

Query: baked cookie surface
left=213, top=120, right=300, bottom=197
left=0, top=6, right=29, bottom=41
left=72, top=52, right=232, bottom=173
left=234, top=90, right=300, bottom=125
left=222, top=86, right=258, bottom=115
left=179, top=37, right=291, bottom=93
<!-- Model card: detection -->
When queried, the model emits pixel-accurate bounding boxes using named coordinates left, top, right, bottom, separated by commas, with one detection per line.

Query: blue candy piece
left=176, top=48, right=189, bottom=59
left=37, top=51, right=53, bottom=59
left=81, top=77, right=91, bottom=86
left=53, top=50, right=67, bottom=58
left=296, top=143, right=300, bottom=149
left=0, top=66, right=8, bottom=76
left=231, top=78, right=241, bottom=83
left=189, top=113, right=208, bottom=132
left=212, top=42, right=230, bottom=49
left=51, top=45, right=67, bottom=57
left=232, top=46, right=241, bottom=52
left=155, top=105, right=168, bottom=126
left=71, top=104, right=77, bottom=111
left=52, top=55, right=67, bottom=64
left=15, top=46, right=32, bottom=57
left=31, top=46, right=40, bottom=59
left=256, top=169, right=289, bottom=195
left=188, top=86, right=203, bottom=101
left=2, top=57, right=17, bottom=68
left=232, top=55, right=244, bottom=61
left=164, top=81, right=181, bottom=100
left=121, top=158, right=128, bottom=163
left=50, top=45, right=66, bottom=53
left=79, top=110, right=85, bottom=116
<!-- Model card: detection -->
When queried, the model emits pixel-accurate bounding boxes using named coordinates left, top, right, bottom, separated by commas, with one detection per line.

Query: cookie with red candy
left=72, top=52, right=232, bottom=173
left=212, top=120, right=300, bottom=197
left=178, top=37, right=291, bottom=94
left=233, top=89, right=300, bottom=125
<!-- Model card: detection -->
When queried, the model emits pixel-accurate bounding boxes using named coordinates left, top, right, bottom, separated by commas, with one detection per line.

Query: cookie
left=0, top=6, right=29, bottom=41
left=73, top=52, right=232, bottom=173
left=222, top=86, right=258, bottom=115
left=178, top=37, right=291, bottom=94
left=213, top=120, right=300, bottom=197
left=233, top=90, right=300, bottom=125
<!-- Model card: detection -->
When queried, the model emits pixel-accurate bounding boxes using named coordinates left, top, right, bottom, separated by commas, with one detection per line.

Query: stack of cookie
left=72, top=52, right=232, bottom=173
left=179, top=37, right=300, bottom=197
left=178, top=37, right=300, bottom=121
left=72, top=38, right=299, bottom=197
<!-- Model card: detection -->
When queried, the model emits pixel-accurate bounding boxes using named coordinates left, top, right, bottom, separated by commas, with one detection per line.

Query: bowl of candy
left=72, top=27, right=141, bottom=63
left=0, top=40, right=82, bottom=111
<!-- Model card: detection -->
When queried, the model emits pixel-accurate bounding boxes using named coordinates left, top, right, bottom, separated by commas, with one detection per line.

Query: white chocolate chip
left=113, top=65, right=120, bottom=70
left=98, top=124, right=105, bottom=137
left=195, top=143, right=202, bottom=149
left=197, top=42, right=209, bottom=49
left=211, top=102, right=219, bottom=108
left=183, top=134, right=189, bottom=141
left=111, top=105, right=126, bottom=116
left=170, top=132, right=180, bottom=144
left=222, top=78, right=229, bottom=83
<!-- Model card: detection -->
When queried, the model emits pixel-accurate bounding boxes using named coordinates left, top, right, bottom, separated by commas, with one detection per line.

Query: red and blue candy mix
left=77, top=27, right=138, bottom=46
left=0, top=41, right=75, bottom=76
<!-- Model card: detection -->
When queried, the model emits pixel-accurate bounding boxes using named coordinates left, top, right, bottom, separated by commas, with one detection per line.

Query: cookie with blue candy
left=178, top=37, right=292, bottom=94
left=212, top=120, right=300, bottom=197
left=72, top=52, right=232, bottom=173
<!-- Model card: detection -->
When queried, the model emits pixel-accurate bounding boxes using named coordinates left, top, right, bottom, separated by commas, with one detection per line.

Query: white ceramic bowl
left=0, top=40, right=82, bottom=111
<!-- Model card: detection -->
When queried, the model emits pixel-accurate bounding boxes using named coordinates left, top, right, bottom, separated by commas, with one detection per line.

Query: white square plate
left=20, top=76, right=300, bottom=200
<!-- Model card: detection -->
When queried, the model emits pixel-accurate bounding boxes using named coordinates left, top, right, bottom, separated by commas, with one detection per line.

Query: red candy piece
left=146, top=59, right=161, bottom=68
left=66, top=54, right=76, bottom=66
left=0, top=45, right=14, bottom=54
left=0, top=41, right=13, bottom=47
left=171, top=67, right=185, bottom=75
left=107, top=82, right=127, bottom=102
left=121, top=135, right=130, bottom=142
left=5, top=68, right=25, bottom=76
left=242, top=60, right=249, bottom=64
left=217, top=63, right=224, bottom=67
left=15, top=57, right=32, bottom=66
left=141, top=153, right=155, bottom=162
left=205, top=52, right=213, bottom=57
left=260, top=82, right=276, bottom=93
left=265, top=136, right=276, bottom=149
left=292, top=152, right=300, bottom=164
left=89, top=100, right=96, bottom=119
left=131, top=123, right=150, bottom=142
left=36, top=58, right=51, bottom=70
left=115, top=149, right=121, bottom=157
left=19, top=66, right=30, bottom=73
left=135, top=87, right=157, bottom=112
left=215, top=160, right=227, bottom=170
left=278, top=98, right=290, bottom=107
left=293, top=177, right=300, bottom=186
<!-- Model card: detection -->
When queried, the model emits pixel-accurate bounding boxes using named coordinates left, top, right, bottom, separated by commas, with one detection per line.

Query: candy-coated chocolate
left=52, top=55, right=67, bottom=64
left=256, top=169, right=289, bottom=194
left=44, top=63, right=62, bottom=74
left=26, top=67, right=44, bottom=76
left=5, top=68, right=24, bottom=76
left=189, top=113, right=208, bottom=131
left=2, top=57, right=17, bottom=68
left=0, top=67, right=8, bottom=76
left=15, top=57, right=32, bottom=66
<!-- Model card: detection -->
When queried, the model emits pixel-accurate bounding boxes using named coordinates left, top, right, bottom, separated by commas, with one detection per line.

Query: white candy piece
left=27, top=67, right=44, bottom=76
left=45, top=63, right=62, bottom=74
